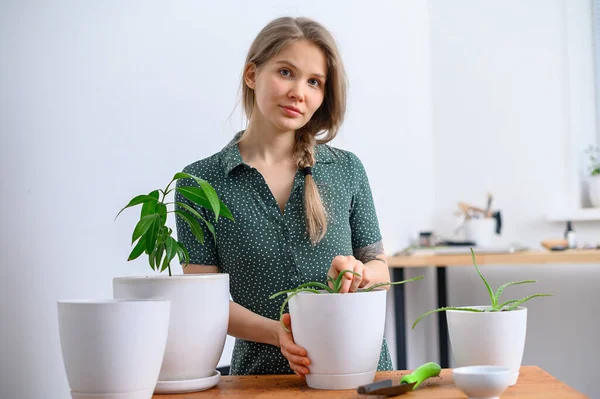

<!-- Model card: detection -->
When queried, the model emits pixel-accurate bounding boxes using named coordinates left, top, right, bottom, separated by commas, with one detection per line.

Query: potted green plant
left=113, top=171, right=234, bottom=394
left=585, top=145, right=600, bottom=207
left=269, top=273, right=424, bottom=390
left=411, top=248, right=551, bottom=386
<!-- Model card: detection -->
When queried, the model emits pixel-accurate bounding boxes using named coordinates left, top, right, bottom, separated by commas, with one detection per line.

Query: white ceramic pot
left=447, top=306, right=527, bottom=386
left=57, top=299, right=171, bottom=399
left=464, top=218, right=496, bottom=247
left=113, top=274, right=229, bottom=394
left=288, top=289, right=387, bottom=390
left=589, top=175, right=600, bottom=207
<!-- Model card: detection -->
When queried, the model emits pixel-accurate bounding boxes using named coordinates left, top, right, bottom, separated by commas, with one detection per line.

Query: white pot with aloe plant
left=412, top=249, right=551, bottom=386
left=269, top=272, right=424, bottom=390
left=585, top=145, right=600, bottom=207
left=113, top=172, right=234, bottom=394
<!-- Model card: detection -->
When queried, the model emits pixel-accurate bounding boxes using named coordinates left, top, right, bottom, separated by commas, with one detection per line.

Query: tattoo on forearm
left=354, top=241, right=387, bottom=265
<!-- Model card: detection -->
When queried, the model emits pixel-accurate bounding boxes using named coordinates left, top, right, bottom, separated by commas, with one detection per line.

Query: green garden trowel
left=357, top=362, right=441, bottom=396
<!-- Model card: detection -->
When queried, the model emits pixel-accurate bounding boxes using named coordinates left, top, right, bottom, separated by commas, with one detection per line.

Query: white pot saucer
left=154, top=370, right=221, bottom=394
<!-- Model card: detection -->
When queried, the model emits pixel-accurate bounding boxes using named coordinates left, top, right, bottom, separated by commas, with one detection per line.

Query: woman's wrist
left=267, top=318, right=281, bottom=347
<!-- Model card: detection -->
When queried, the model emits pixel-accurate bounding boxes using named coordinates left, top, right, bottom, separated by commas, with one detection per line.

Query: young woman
left=175, top=16, right=393, bottom=377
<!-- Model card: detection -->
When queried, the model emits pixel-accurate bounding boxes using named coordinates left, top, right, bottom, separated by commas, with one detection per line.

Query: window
left=548, top=0, right=600, bottom=220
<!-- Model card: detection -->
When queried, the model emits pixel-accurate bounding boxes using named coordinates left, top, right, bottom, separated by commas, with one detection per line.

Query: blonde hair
left=240, top=16, right=347, bottom=245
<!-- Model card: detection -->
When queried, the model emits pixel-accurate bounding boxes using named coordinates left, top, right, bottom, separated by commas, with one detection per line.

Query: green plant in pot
left=270, top=272, right=424, bottom=332
left=412, top=248, right=551, bottom=386
left=115, top=172, right=233, bottom=276
left=269, top=271, right=424, bottom=390
left=113, top=171, right=234, bottom=394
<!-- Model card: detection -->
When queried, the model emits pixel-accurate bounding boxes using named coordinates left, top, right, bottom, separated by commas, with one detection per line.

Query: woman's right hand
left=276, top=313, right=311, bottom=377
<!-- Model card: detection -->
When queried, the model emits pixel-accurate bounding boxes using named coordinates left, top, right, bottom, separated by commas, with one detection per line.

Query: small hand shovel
left=357, top=362, right=441, bottom=397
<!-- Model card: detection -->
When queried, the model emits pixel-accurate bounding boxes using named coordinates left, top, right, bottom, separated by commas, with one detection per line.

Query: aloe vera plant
left=115, top=172, right=233, bottom=276
left=412, top=248, right=551, bottom=329
left=270, top=272, right=424, bottom=332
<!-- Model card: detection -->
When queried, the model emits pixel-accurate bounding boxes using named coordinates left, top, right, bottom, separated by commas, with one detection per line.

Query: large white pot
left=57, top=299, right=171, bottom=399
left=113, top=274, right=229, bottom=393
left=288, top=289, right=387, bottom=390
left=447, top=306, right=527, bottom=386
left=589, top=175, right=600, bottom=207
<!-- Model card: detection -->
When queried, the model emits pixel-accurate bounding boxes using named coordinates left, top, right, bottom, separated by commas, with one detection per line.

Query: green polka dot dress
left=175, top=132, right=394, bottom=375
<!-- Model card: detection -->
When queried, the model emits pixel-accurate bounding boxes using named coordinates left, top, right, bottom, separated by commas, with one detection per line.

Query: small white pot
left=464, top=218, right=496, bottom=247
left=447, top=306, right=527, bottom=386
left=57, top=299, right=171, bottom=399
left=288, top=289, right=387, bottom=390
left=588, top=175, right=600, bottom=207
left=113, top=274, right=229, bottom=393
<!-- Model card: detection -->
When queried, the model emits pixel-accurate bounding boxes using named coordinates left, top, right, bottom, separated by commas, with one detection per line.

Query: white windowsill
left=548, top=207, right=600, bottom=222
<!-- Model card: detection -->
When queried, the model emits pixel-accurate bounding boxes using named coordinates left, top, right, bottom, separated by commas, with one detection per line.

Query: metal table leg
left=392, top=267, right=407, bottom=370
left=437, top=267, right=449, bottom=368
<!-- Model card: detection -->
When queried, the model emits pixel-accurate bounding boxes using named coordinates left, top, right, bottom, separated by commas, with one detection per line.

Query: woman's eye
left=279, top=69, right=291, bottom=77
left=309, top=79, right=320, bottom=87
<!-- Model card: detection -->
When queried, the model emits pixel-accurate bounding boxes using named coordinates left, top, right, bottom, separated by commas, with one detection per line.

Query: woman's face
left=246, top=39, right=327, bottom=133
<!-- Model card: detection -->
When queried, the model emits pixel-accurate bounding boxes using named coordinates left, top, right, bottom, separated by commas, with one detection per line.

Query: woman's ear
left=244, top=63, right=257, bottom=90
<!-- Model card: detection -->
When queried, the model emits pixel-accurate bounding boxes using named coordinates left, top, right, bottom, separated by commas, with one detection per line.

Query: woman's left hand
left=327, top=255, right=370, bottom=293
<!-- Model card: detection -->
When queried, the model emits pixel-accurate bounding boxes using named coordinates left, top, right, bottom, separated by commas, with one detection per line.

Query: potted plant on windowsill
left=269, top=272, right=425, bottom=390
left=113, top=172, right=234, bottom=394
left=411, top=248, right=551, bottom=386
left=585, top=145, right=600, bottom=207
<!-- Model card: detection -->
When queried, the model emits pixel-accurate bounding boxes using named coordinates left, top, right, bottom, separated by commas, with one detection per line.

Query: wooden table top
left=387, top=249, right=600, bottom=268
left=153, top=366, right=588, bottom=398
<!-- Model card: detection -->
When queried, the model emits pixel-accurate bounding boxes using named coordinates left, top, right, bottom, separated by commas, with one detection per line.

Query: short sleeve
left=174, top=175, right=220, bottom=268
left=348, top=152, right=382, bottom=251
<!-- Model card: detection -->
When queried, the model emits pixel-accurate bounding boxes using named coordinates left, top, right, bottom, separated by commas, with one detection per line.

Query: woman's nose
left=288, top=83, right=305, bottom=102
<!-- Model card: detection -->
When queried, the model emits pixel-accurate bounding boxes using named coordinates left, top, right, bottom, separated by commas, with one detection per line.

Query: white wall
left=422, top=1, right=600, bottom=397
left=0, top=1, right=434, bottom=398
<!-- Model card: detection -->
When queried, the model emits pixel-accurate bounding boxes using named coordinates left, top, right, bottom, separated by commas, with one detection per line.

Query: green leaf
left=172, top=172, right=220, bottom=218
left=174, top=210, right=204, bottom=244
left=412, top=307, right=484, bottom=330
left=504, top=294, right=552, bottom=311
left=153, top=242, right=165, bottom=272
left=470, top=248, right=496, bottom=308
left=176, top=240, right=190, bottom=267
left=132, top=214, right=159, bottom=244
left=160, top=249, right=170, bottom=273
left=127, top=237, right=146, bottom=261
left=203, top=219, right=216, bottom=242
left=219, top=201, right=234, bottom=221
left=156, top=202, right=167, bottom=225
left=140, top=190, right=159, bottom=218
left=165, top=236, right=177, bottom=266
left=115, top=194, right=159, bottom=220
left=148, top=246, right=156, bottom=271
left=494, top=280, right=536, bottom=303
left=198, top=181, right=220, bottom=221
left=176, top=186, right=213, bottom=210
left=175, top=201, right=215, bottom=242
left=333, top=269, right=361, bottom=293
left=145, top=216, right=161, bottom=254
left=176, top=201, right=203, bottom=220
left=498, top=299, right=520, bottom=309
left=172, top=172, right=207, bottom=187
left=269, top=282, right=333, bottom=299
left=177, top=186, right=233, bottom=222
left=363, top=275, right=424, bottom=292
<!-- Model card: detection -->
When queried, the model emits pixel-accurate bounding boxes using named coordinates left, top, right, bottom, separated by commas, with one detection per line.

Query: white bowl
left=453, top=366, right=512, bottom=399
